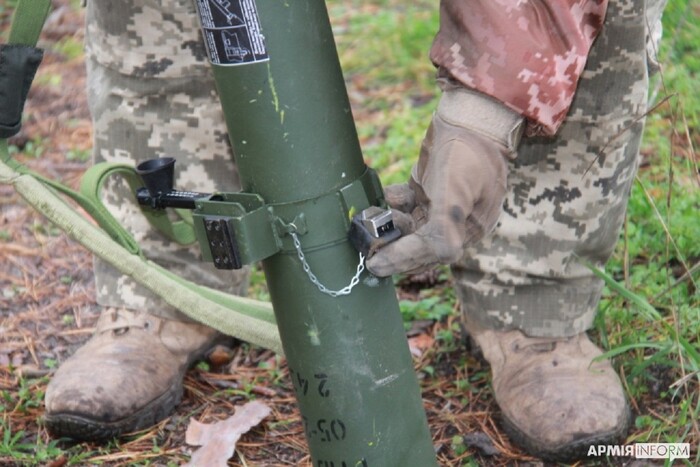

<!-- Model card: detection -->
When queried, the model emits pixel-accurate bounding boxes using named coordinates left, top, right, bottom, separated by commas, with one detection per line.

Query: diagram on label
left=211, top=0, right=244, bottom=26
left=222, top=31, right=250, bottom=62
left=195, top=0, right=268, bottom=66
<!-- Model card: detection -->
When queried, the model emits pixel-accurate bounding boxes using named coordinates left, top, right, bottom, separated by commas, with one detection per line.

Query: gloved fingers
left=383, top=183, right=416, bottom=214
left=366, top=213, right=467, bottom=277
left=365, top=232, right=439, bottom=278
left=390, top=209, right=416, bottom=237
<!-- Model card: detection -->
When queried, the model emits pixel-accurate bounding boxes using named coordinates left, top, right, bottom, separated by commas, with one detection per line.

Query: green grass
left=653, top=0, right=700, bottom=131
left=0, top=423, right=63, bottom=466
left=590, top=3, right=700, bottom=463
left=330, top=0, right=439, bottom=185
left=1, top=377, right=64, bottom=466
left=51, top=36, right=84, bottom=61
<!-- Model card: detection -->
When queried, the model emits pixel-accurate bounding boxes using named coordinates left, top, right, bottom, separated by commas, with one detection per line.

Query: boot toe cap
left=498, top=373, right=630, bottom=461
left=44, top=332, right=185, bottom=440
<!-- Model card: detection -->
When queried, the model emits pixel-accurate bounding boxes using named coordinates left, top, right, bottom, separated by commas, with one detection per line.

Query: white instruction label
left=194, top=0, right=269, bottom=66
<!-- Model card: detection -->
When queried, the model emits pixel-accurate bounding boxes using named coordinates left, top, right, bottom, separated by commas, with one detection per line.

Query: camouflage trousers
left=86, top=0, right=249, bottom=320
left=455, top=0, right=659, bottom=337
left=87, top=0, right=659, bottom=335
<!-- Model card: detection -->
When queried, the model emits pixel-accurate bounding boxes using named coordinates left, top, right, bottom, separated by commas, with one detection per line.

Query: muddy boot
left=44, top=308, right=227, bottom=441
left=469, top=326, right=630, bottom=462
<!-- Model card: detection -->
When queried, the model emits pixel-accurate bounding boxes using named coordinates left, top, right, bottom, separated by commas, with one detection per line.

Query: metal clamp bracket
left=134, top=158, right=399, bottom=272
left=193, top=192, right=281, bottom=269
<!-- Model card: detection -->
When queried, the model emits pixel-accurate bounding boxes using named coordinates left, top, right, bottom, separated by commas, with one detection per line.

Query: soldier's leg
left=452, top=0, right=655, bottom=461
left=44, top=0, right=246, bottom=440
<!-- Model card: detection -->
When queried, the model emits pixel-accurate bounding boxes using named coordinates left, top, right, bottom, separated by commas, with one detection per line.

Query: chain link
left=290, top=232, right=365, bottom=297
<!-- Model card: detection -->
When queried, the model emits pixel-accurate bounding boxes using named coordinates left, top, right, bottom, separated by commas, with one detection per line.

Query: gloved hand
left=366, top=87, right=524, bottom=277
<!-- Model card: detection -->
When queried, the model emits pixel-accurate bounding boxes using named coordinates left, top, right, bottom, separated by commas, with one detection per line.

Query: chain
left=289, top=232, right=365, bottom=297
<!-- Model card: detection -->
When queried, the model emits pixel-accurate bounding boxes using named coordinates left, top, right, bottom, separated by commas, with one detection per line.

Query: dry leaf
left=408, top=332, right=435, bottom=357
left=184, top=400, right=272, bottom=467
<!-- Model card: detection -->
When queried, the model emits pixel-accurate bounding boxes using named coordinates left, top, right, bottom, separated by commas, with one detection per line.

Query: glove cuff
left=437, top=87, right=525, bottom=154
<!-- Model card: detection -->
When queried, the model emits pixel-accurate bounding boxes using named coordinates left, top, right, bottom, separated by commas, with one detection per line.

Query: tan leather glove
left=366, top=88, right=524, bottom=277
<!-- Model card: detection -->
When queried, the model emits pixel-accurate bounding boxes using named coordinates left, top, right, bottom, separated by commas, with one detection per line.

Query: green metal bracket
left=135, top=165, right=388, bottom=274
left=187, top=167, right=385, bottom=270
left=193, top=192, right=280, bottom=268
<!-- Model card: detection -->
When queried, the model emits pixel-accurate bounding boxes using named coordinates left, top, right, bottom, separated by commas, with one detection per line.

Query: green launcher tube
left=193, top=0, right=437, bottom=464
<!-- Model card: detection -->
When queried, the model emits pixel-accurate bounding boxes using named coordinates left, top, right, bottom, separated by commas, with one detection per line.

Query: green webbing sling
left=7, top=0, right=51, bottom=46
left=0, top=0, right=282, bottom=354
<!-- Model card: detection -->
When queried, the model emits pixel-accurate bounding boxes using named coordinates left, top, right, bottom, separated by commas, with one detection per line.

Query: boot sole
left=44, top=372, right=184, bottom=442
left=44, top=332, right=235, bottom=441
left=500, top=403, right=632, bottom=462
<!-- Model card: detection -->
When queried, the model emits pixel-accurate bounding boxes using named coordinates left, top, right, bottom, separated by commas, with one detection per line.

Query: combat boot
left=469, top=326, right=630, bottom=462
left=44, top=308, right=227, bottom=441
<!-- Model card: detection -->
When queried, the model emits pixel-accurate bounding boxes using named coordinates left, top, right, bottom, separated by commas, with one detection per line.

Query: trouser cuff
left=454, top=270, right=601, bottom=338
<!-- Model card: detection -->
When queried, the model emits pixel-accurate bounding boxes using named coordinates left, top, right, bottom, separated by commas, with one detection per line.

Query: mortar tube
left=193, top=0, right=437, bottom=464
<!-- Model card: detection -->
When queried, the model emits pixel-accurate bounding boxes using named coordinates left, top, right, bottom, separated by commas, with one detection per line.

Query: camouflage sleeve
left=429, top=0, right=609, bottom=136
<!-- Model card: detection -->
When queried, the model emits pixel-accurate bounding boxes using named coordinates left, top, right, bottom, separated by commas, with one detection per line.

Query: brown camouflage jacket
left=430, top=0, right=609, bottom=136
